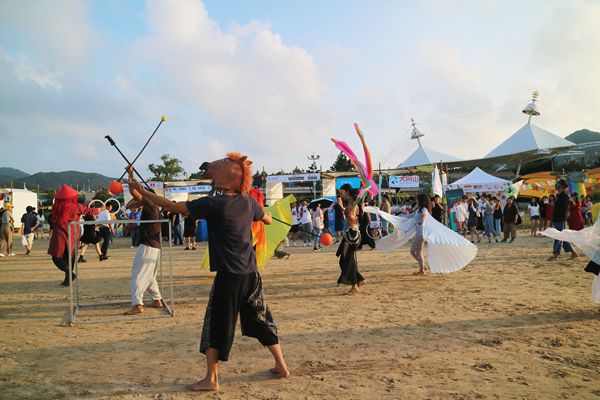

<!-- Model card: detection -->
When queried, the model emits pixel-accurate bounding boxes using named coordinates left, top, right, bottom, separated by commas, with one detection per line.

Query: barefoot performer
left=123, top=179, right=163, bottom=315
left=330, top=123, right=379, bottom=294
left=336, top=183, right=365, bottom=294
left=47, top=185, right=103, bottom=286
left=126, top=153, right=289, bottom=392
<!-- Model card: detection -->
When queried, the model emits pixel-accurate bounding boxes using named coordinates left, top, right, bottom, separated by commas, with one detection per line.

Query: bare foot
left=147, top=299, right=164, bottom=308
left=124, top=305, right=143, bottom=315
left=569, top=253, right=579, bottom=260
left=186, top=378, right=219, bottom=392
left=269, top=365, right=290, bottom=378
left=358, top=280, right=366, bottom=287
left=414, top=269, right=428, bottom=276
left=347, top=287, right=359, bottom=295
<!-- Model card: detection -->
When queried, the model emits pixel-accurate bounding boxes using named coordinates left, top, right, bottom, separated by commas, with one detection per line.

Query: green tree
left=188, top=171, right=204, bottom=180
left=330, top=152, right=354, bottom=172
left=93, top=188, right=111, bottom=202
left=148, top=154, right=186, bottom=182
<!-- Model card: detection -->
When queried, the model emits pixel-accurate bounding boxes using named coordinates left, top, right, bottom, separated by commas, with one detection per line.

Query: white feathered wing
left=364, top=206, right=477, bottom=273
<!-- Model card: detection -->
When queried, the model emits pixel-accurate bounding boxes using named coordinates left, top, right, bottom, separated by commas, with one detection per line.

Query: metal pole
left=68, top=223, right=74, bottom=323
left=168, top=221, right=174, bottom=314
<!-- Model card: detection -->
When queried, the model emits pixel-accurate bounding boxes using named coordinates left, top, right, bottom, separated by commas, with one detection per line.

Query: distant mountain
left=0, top=171, right=116, bottom=191
left=565, top=129, right=600, bottom=144
left=0, top=167, right=30, bottom=183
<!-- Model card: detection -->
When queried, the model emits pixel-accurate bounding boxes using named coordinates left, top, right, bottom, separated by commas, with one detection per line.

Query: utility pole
left=307, top=153, right=320, bottom=198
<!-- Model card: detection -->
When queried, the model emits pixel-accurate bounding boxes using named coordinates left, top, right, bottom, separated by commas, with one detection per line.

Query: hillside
left=0, top=167, right=30, bottom=183
left=0, top=171, right=116, bottom=190
left=565, top=129, right=600, bottom=144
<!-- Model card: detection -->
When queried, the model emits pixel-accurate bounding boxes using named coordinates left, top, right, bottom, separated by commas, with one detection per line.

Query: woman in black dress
left=336, top=184, right=365, bottom=294
left=467, top=198, right=481, bottom=243
left=79, top=214, right=102, bottom=262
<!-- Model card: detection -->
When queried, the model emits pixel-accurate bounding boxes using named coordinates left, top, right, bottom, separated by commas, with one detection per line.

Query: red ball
left=320, top=233, right=333, bottom=246
left=109, top=181, right=123, bottom=195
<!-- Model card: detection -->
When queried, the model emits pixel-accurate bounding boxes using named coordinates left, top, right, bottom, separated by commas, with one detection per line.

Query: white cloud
left=0, top=48, right=62, bottom=91
left=133, top=0, right=327, bottom=171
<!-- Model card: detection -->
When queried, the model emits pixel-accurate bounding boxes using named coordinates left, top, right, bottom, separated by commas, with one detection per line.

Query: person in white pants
left=124, top=187, right=164, bottom=315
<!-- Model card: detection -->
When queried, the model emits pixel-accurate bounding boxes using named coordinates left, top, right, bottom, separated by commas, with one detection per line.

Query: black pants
left=52, top=251, right=76, bottom=280
left=200, top=271, right=279, bottom=362
left=99, top=227, right=111, bottom=256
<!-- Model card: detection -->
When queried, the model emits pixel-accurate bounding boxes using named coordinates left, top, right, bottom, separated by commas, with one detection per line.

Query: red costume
left=47, top=185, right=99, bottom=285
left=567, top=200, right=584, bottom=231
left=546, top=202, right=554, bottom=222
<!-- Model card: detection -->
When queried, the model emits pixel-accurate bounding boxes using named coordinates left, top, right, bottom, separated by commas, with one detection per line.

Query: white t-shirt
left=453, top=203, right=467, bottom=222
left=291, top=208, right=299, bottom=225
left=299, top=206, right=312, bottom=224
left=528, top=204, right=540, bottom=217
left=311, top=208, right=324, bottom=229
left=97, top=209, right=111, bottom=227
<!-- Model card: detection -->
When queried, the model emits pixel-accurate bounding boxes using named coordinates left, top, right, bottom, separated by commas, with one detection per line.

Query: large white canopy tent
left=482, top=93, right=575, bottom=173
left=397, top=146, right=462, bottom=169
left=446, top=167, right=511, bottom=193
left=397, top=118, right=463, bottom=168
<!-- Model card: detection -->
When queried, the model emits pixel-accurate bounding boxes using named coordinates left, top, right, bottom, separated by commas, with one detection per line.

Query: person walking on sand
left=336, top=184, right=366, bottom=294
left=123, top=185, right=164, bottom=316
left=528, top=198, right=541, bottom=237
left=567, top=193, right=584, bottom=231
left=127, top=155, right=289, bottom=392
left=311, top=203, right=324, bottom=251
left=47, top=185, right=101, bottom=285
left=78, top=214, right=102, bottom=263
left=482, top=195, right=498, bottom=243
left=333, top=196, right=345, bottom=243
left=548, top=180, right=579, bottom=261
left=299, top=200, right=312, bottom=246
left=501, top=196, right=519, bottom=243
left=97, top=204, right=113, bottom=261
left=410, top=194, right=431, bottom=275
left=184, top=214, right=198, bottom=250
left=0, top=203, right=15, bottom=257
left=467, top=198, right=481, bottom=243
left=20, top=206, right=38, bottom=255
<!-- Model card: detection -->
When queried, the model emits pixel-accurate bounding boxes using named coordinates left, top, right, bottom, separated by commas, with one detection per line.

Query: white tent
left=446, top=167, right=511, bottom=192
left=485, top=122, right=575, bottom=160
left=397, top=147, right=462, bottom=169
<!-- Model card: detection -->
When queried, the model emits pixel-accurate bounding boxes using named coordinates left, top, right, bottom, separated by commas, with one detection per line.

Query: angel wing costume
left=364, top=206, right=478, bottom=273
left=541, top=217, right=600, bottom=304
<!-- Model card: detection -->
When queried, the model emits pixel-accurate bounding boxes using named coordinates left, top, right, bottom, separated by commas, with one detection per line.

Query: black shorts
left=531, top=216, right=540, bottom=220
left=290, top=225, right=299, bottom=233
left=200, top=271, right=278, bottom=361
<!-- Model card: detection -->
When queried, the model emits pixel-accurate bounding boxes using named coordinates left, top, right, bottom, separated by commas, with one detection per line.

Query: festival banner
left=164, top=185, right=212, bottom=194
left=266, top=173, right=321, bottom=183
left=122, top=182, right=164, bottom=191
left=389, top=175, right=420, bottom=188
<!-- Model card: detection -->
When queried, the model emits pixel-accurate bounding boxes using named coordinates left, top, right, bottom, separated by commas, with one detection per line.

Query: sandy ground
left=1, top=232, right=599, bottom=400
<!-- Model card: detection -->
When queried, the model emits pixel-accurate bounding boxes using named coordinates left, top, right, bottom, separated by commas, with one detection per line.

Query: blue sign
left=335, top=177, right=362, bottom=190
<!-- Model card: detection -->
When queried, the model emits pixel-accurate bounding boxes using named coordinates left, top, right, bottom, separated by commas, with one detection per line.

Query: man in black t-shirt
left=125, top=157, right=289, bottom=392
left=549, top=179, right=579, bottom=260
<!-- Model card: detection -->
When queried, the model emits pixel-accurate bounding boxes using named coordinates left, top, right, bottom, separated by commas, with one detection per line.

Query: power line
left=419, top=102, right=523, bottom=125
left=537, top=101, right=600, bottom=132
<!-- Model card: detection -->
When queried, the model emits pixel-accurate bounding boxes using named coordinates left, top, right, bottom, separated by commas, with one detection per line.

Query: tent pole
left=515, top=162, right=522, bottom=178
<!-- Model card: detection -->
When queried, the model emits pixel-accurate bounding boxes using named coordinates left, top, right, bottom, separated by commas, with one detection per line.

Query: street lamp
left=307, top=153, right=320, bottom=198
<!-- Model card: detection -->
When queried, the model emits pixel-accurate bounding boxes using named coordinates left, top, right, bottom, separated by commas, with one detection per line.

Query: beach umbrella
left=309, top=197, right=334, bottom=209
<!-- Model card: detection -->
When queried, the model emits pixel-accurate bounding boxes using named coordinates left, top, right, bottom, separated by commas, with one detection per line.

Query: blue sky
left=1, top=0, right=599, bottom=178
